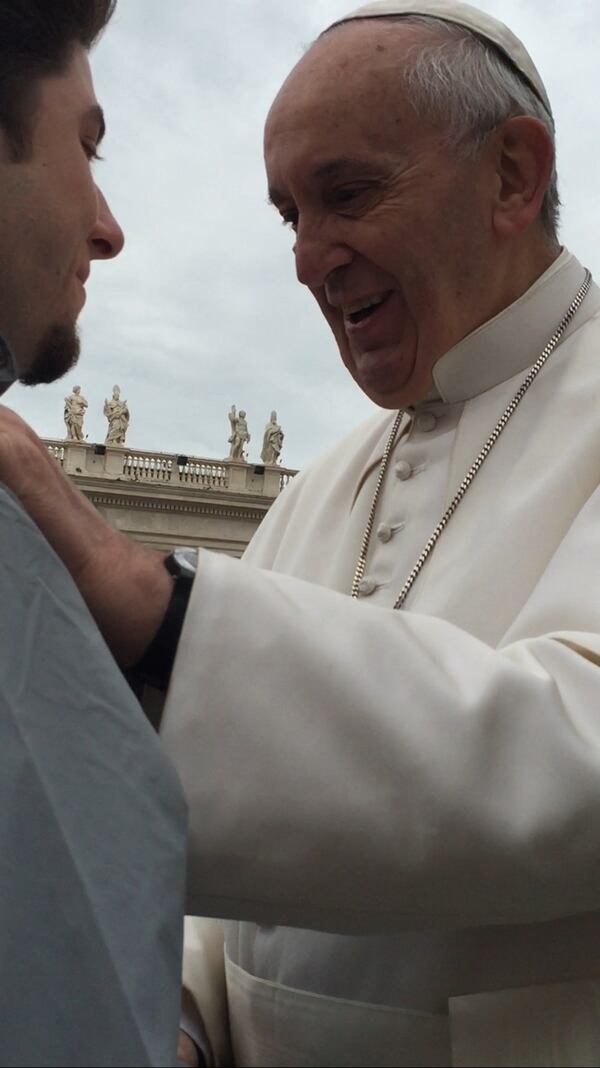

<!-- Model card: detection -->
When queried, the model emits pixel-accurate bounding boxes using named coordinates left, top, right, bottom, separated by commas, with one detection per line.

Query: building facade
left=46, top=439, right=297, bottom=557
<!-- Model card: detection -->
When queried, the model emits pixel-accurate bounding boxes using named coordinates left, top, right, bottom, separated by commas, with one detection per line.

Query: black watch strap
left=129, top=548, right=198, bottom=695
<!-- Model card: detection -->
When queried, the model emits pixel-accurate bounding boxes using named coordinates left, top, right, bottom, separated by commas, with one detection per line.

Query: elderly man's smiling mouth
left=337, top=290, right=398, bottom=341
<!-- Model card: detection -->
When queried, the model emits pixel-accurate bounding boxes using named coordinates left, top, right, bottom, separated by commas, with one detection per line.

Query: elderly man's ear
left=489, top=115, right=555, bottom=239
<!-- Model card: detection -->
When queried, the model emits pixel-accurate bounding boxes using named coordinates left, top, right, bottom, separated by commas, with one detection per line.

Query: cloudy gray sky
left=8, top=0, right=600, bottom=470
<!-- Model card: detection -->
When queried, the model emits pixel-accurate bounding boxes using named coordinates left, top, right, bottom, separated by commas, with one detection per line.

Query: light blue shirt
left=0, top=486, right=187, bottom=1066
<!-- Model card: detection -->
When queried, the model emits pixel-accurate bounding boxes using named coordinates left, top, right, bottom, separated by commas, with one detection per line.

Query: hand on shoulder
left=0, top=405, right=172, bottom=666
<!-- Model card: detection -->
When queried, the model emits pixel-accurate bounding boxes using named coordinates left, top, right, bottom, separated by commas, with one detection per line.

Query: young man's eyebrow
left=84, top=104, right=106, bottom=144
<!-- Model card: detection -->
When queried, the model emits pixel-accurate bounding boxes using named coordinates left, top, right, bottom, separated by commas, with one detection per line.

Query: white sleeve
left=161, top=484, right=600, bottom=934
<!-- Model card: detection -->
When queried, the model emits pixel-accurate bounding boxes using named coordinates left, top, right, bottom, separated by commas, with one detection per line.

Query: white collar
left=432, top=249, right=599, bottom=404
left=353, top=249, right=598, bottom=497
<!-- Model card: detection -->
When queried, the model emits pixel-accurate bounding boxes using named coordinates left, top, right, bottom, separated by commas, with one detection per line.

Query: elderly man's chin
left=19, top=323, right=81, bottom=387
left=345, top=342, right=427, bottom=409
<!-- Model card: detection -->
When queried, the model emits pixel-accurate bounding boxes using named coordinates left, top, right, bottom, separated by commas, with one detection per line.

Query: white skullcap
left=325, top=0, right=552, bottom=118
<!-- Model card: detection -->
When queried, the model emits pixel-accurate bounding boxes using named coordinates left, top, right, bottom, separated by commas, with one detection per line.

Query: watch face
left=169, top=547, right=198, bottom=580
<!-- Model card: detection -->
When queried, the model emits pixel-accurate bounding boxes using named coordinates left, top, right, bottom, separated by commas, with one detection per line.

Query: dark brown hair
left=0, top=0, right=116, bottom=158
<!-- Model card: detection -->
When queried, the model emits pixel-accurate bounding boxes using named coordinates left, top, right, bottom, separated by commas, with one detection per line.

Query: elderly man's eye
left=280, top=211, right=298, bottom=232
left=332, top=185, right=366, bottom=206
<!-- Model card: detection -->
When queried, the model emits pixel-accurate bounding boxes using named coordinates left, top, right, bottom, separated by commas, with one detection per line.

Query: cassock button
left=416, top=412, right=437, bottom=432
left=357, top=577, right=377, bottom=596
left=377, top=523, right=393, bottom=543
left=394, top=460, right=412, bottom=481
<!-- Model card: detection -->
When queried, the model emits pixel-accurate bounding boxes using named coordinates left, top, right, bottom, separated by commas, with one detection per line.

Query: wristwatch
left=130, top=547, right=198, bottom=693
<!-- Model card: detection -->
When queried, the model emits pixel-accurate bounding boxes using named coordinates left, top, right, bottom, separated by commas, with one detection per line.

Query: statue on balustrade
left=63, top=385, right=88, bottom=441
left=227, top=405, right=250, bottom=462
left=260, top=410, right=284, bottom=465
left=104, top=384, right=130, bottom=446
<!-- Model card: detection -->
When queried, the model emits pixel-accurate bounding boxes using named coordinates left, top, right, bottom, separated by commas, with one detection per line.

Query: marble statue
left=260, top=410, right=284, bottom=465
left=228, top=405, right=250, bottom=462
left=63, top=385, right=88, bottom=441
left=104, top=385, right=130, bottom=446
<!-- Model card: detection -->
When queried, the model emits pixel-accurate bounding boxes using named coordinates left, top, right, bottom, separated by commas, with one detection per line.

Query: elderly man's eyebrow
left=268, top=157, right=382, bottom=207
left=313, top=157, right=377, bottom=180
left=84, top=103, right=106, bottom=144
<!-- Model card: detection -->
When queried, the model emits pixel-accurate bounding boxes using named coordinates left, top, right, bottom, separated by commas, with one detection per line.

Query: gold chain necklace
left=351, top=269, right=593, bottom=610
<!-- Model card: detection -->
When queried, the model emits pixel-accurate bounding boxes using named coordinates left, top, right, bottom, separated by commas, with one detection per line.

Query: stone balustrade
left=44, top=439, right=297, bottom=497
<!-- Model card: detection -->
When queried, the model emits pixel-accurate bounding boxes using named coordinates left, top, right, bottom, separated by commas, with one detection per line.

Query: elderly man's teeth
left=341, top=292, right=388, bottom=316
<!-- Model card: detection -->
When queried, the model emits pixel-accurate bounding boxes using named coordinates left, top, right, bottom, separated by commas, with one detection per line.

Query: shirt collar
left=432, top=249, right=598, bottom=404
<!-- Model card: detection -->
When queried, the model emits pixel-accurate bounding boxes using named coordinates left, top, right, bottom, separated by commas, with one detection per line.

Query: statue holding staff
left=227, top=405, right=250, bottom=461
left=63, top=385, right=88, bottom=441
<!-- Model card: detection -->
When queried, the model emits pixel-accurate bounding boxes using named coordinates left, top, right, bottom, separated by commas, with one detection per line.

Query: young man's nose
left=89, top=186, right=125, bottom=259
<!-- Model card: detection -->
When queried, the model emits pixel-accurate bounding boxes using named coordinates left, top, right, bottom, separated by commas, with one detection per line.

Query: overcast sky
left=7, top=0, right=600, bottom=469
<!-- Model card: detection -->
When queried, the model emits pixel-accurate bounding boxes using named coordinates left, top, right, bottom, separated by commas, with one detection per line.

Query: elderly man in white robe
left=1, top=1, right=600, bottom=1065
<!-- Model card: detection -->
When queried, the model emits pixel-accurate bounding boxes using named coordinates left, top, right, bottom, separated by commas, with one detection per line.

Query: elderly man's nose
left=294, top=221, right=352, bottom=288
left=90, top=186, right=125, bottom=260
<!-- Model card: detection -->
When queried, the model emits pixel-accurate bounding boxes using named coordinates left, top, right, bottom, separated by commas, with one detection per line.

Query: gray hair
left=326, top=14, right=560, bottom=240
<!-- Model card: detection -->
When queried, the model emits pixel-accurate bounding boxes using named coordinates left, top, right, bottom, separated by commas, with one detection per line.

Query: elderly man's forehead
left=324, top=18, right=431, bottom=73
left=266, top=19, right=427, bottom=133
left=319, top=13, right=443, bottom=52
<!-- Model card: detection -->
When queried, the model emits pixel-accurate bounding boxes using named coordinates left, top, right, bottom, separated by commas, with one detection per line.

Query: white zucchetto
left=325, top=0, right=552, bottom=118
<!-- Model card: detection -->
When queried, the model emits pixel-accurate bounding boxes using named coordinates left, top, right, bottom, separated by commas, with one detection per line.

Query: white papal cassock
left=162, top=249, right=600, bottom=1067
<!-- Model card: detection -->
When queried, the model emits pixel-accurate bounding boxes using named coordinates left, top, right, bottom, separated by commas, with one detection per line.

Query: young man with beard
left=0, top=3, right=186, bottom=1064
